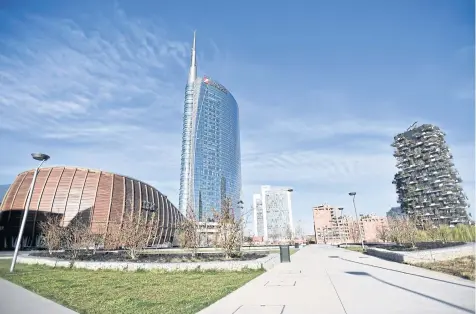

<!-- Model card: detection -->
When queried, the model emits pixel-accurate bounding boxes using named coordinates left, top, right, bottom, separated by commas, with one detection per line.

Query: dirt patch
left=412, top=255, right=475, bottom=281
left=30, top=251, right=268, bottom=263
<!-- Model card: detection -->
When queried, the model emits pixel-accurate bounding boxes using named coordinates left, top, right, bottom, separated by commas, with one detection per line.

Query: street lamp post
left=10, top=153, right=50, bottom=272
left=348, top=192, right=365, bottom=251
left=286, top=189, right=293, bottom=241
left=337, top=207, right=344, bottom=245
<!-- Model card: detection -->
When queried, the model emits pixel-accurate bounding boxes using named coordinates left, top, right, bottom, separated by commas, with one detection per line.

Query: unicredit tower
left=179, top=32, right=242, bottom=220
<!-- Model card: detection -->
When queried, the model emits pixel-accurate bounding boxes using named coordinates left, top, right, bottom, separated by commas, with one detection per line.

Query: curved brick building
left=0, top=166, right=183, bottom=250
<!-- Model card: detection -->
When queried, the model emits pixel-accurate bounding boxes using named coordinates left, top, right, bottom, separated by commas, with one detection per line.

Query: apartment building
left=312, top=204, right=388, bottom=244
left=253, top=185, right=294, bottom=242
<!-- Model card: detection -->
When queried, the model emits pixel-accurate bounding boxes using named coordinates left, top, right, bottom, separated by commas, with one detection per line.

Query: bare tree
left=85, top=224, right=106, bottom=255
left=177, top=204, right=199, bottom=258
left=387, top=216, right=419, bottom=246
left=90, top=233, right=104, bottom=254
left=122, top=214, right=158, bottom=259
left=401, top=217, right=419, bottom=247
left=268, top=226, right=281, bottom=244
left=387, top=217, right=405, bottom=244
left=375, top=223, right=389, bottom=242
left=104, top=224, right=121, bottom=250
left=103, top=213, right=158, bottom=260
left=38, top=215, right=64, bottom=255
left=294, top=222, right=304, bottom=241
left=212, top=198, right=244, bottom=259
left=284, top=224, right=294, bottom=244
left=63, top=221, right=92, bottom=260
left=348, top=221, right=360, bottom=243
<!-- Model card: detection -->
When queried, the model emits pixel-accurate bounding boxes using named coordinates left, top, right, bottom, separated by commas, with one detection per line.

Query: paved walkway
left=198, top=245, right=475, bottom=314
left=0, top=278, right=78, bottom=314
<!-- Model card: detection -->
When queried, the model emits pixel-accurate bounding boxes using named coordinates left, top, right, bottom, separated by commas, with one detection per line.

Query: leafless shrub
left=38, top=215, right=64, bottom=255
left=63, top=221, right=92, bottom=260
left=87, top=224, right=105, bottom=254
left=294, top=222, right=304, bottom=241
left=120, top=214, right=158, bottom=260
left=422, top=221, right=439, bottom=242
left=102, top=213, right=158, bottom=260
left=388, top=217, right=405, bottom=244
left=402, top=217, right=419, bottom=247
left=212, top=198, right=244, bottom=259
left=104, top=224, right=121, bottom=250
left=268, top=226, right=281, bottom=244
left=284, top=224, right=294, bottom=245
left=376, top=223, right=390, bottom=242
left=177, top=205, right=199, bottom=258
left=388, top=216, right=418, bottom=247
left=347, top=221, right=360, bottom=243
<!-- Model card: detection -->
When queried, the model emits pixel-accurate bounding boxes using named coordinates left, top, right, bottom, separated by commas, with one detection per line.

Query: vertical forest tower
left=392, top=123, right=470, bottom=226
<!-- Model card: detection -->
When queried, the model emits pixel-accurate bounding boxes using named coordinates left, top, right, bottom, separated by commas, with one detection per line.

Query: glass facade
left=253, top=185, right=294, bottom=241
left=179, top=76, right=242, bottom=220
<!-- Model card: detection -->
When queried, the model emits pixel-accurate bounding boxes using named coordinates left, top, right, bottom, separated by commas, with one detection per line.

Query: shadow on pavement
left=346, top=271, right=475, bottom=314
left=340, top=257, right=475, bottom=289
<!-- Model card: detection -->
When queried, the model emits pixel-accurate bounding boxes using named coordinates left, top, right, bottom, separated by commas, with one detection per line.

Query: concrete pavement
left=198, top=245, right=475, bottom=314
left=0, top=250, right=35, bottom=259
left=0, top=278, right=78, bottom=314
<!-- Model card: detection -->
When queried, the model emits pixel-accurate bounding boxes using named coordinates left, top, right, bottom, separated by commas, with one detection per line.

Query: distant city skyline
left=0, top=1, right=473, bottom=235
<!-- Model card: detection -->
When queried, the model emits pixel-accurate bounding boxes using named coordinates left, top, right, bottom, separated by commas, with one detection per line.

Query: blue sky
left=0, top=0, right=474, bottom=234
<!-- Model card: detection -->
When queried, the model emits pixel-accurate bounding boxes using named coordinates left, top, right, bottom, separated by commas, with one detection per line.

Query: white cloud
left=0, top=8, right=187, bottom=201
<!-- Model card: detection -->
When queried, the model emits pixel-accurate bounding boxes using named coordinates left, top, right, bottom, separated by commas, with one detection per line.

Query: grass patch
left=269, top=248, right=298, bottom=255
left=412, top=256, right=475, bottom=281
left=343, top=246, right=366, bottom=253
left=0, top=260, right=263, bottom=314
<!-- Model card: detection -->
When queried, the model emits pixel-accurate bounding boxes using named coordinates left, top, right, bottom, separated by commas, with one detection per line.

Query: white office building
left=252, top=185, right=294, bottom=241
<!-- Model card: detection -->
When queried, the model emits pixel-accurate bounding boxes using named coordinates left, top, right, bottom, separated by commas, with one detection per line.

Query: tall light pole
left=286, top=189, right=294, bottom=241
left=348, top=192, right=365, bottom=250
left=337, top=207, right=344, bottom=245
left=10, top=153, right=50, bottom=272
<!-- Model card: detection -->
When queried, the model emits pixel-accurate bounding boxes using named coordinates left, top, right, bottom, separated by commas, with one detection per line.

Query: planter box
left=366, top=243, right=475, bottom=264
left=17, top=253, right=280, bottom=272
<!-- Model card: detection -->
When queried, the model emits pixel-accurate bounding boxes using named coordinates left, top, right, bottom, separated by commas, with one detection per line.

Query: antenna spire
left=187, top=31, right=197, bottom=85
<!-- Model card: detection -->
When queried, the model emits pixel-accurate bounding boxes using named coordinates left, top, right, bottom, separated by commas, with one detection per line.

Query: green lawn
left=0, top=260, right=263, bottom=314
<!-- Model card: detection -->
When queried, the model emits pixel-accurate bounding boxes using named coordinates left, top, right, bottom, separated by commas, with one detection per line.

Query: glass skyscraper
left=179, top=32, right=242, bottom=220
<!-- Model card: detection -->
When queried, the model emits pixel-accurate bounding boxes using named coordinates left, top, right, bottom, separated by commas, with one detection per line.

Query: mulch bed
left=30, top=251, right=268, bottom=263
left=375, top=242, right=467, bottom=252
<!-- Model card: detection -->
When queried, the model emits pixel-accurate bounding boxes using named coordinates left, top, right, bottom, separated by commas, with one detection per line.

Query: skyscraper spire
left=187, top=31, right=197, bottom=85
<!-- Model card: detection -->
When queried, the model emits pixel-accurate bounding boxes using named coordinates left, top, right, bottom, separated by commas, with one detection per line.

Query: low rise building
left=312, top=204, right=388, bottom=244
